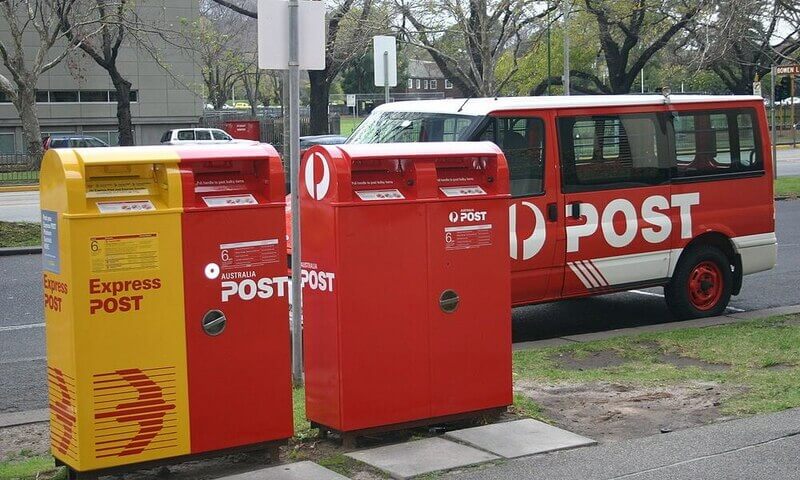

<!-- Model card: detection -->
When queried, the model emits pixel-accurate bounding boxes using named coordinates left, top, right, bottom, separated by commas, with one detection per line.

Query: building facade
left=0, top=0, right=203, bottom=152
left=404, top=59, right=463, bottom=99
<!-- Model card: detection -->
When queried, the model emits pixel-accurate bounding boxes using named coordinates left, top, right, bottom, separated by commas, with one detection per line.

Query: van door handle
left=570, top=202, right=582, bottom=219
left=547, top=203, right=558, bottom=222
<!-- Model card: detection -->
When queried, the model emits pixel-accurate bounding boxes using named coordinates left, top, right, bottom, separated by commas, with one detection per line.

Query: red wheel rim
left=687, top=261, right=723, bottom=311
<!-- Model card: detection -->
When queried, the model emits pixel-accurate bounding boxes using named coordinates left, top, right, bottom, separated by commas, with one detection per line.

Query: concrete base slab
left=220, top=461, right=348, bottom=480
left=0, top=408, right=49, bottom=428
left=445, top=419, right=596, bottom=459
left=346, top=437, right=498, bottom=479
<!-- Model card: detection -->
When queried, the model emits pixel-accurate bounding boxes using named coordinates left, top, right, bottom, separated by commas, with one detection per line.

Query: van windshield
left=346, top=111, right=482, bottom=144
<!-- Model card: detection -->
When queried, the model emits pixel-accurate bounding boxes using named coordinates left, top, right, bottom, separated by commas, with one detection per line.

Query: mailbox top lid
left=175, top=142, right=279, bottom=164
left=333, top=141, right=503, bottom=161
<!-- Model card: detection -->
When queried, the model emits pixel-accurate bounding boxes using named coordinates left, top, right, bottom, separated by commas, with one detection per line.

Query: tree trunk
left=111, top=70, right=134, bottom=146
left=308, top=70, right=330, bottom=135
left=14, top=85, right=44, bottom=163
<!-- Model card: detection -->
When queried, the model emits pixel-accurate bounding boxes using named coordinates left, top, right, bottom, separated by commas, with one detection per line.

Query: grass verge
left=0, top=222, right=41, bottom=248
left=775, top=176, right=800, bottom=198
left=514, top=315, right=800, bottom=416
left=0, top=456, right=63, bottom=480
left=339, top=117, right=363, bottom=136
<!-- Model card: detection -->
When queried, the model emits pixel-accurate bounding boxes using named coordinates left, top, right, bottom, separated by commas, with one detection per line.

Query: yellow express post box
left=40, top=147, right=191, bottom=474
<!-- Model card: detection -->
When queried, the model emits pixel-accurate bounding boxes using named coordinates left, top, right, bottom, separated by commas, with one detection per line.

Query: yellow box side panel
left=70, top=213, right=189, bottom=471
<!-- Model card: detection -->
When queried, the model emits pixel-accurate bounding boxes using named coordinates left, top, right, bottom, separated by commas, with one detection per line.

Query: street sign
left=776, top=65, right=800, bottom=76
left=753, top=81, right=762, bottom=96
left=257, top=0, right=326, bottom=70
left=373, top=36, right=398, bottom=87
left=346, top=94, right=356, bottom=107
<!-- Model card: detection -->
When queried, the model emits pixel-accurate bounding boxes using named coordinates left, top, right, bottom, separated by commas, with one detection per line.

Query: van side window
left=672, top=109, right=762, bottom=178
left=481, top=117, right=545, bottom=197
left=196, top=130, right=212, bottom=141
left=558, top=114, right=669, bottom=192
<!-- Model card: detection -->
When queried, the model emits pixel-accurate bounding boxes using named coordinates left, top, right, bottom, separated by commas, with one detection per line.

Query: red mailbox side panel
left=180, top=155, right=292, bottom=453
left=335, top=205, right=431, bottom=431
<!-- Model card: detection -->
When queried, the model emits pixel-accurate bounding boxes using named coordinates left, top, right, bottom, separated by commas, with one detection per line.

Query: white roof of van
left=373, top=95, right=763, bottom=117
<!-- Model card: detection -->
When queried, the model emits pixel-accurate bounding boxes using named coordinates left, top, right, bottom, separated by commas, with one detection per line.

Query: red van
left=298, top=95, right=777, bottom=319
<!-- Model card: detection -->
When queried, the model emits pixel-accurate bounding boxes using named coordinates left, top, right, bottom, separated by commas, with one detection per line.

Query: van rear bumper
left=733, top=232, right=778, bottom=275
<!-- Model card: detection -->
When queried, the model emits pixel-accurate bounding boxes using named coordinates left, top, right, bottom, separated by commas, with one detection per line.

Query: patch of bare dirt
left=0, top=422, right=50, bottom=460
left=656, top=352, right=731, bottom=371
left=516, top=380, right=737, bottom=442
left=551, top=350, right=627, bottom=370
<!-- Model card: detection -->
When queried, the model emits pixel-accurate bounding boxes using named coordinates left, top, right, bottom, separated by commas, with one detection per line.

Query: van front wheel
left=665, top=246, right=732, bottom=319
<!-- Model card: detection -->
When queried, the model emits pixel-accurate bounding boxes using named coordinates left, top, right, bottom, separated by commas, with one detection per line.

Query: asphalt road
left=0, top=200, right=799, bottom=413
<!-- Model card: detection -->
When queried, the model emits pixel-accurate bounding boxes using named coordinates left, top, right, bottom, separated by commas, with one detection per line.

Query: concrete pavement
left=450, top=407, right=800, bottom=480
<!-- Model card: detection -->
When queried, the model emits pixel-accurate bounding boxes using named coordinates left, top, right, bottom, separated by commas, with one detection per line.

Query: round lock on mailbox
left=439, top=290, right=460, bottom=313
left=202, top=309, right=227, bottom=336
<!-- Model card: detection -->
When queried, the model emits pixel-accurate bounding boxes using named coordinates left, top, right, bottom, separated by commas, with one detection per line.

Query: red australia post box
left=178, top=144, right=292, bottom=453
left=301, top=142, right=512, bottom=435
left=224, top=120, right=262, bottom=142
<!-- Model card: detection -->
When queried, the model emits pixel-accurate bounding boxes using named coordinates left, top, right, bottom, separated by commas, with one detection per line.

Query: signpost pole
left=384, top=51, right=390, bottom=104
left=772, top=66, right=778, bottom=180
left=792, top=76, right=797, bottom=148
left=288, top=0, right=303, bottom=386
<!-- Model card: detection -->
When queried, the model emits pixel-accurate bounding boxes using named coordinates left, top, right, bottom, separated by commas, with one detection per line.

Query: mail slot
left=178, top=144, right=292, bottom=454
left=301, top=142, right=512, bottom=435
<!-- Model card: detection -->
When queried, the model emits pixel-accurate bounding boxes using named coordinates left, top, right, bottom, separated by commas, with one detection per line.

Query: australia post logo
left=304, top=152, right=330, bottom=201
left=449, top=209, right=487, bottom=223
left=509, top=192, right=700, bottom=260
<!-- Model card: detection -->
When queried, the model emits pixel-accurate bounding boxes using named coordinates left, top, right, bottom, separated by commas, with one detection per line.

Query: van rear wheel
left=665, top=246, right=732, bottom=319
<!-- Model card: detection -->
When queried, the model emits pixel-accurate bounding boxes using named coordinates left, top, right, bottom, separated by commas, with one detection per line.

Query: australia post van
left=298, top=95, right=776, bottom=319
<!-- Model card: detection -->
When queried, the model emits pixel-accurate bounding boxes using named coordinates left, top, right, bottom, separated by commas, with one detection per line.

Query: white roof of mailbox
left=372, top=95, right=764, bottom=117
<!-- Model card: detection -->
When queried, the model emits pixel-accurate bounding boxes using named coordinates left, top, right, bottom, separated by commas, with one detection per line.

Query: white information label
left=355, top=189, right=405, bottom=201
left=219, top=239, right=279, bottom=269
left=444, top=224, right=493, bottom=251
left=440, top=186, right=488, bottom=197
left=96, top=200, right=155, bottom=214
left=202, top=194, right=258, bottom=208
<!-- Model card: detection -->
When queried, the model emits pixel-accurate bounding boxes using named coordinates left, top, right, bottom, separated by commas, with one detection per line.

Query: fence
left=199, top=113, right=342, bottom=152
left=0, top=153, right=40, bottom=186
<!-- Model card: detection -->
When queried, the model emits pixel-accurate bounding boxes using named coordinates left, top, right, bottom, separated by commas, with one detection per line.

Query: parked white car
left=160, top=128, right=247, bottom=145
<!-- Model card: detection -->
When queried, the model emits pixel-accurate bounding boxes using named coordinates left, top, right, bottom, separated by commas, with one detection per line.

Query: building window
left=558, top=114, right=670, bottom=192
left=445, top=79, right=453, bottom=89
left=416, top=79, right=421, bottom=89
left=34, top=90, right=138, bottom=104
left=50, top=91, right=79, bottom=102
left=0, top=92, right=10, bottom=103
left=408, top=78, right=413, bottom=89
left=0, top=133, right=15, bottom=153
left=424, top=80, right=429, bottom=90
left=430, top=80, right=438, bottom=89
left=80, top=91, right=110, bottom=102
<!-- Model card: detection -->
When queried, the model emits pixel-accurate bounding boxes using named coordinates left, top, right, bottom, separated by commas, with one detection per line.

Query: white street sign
left=258, top=0, right=326, bottom=70
left=346, top=94, right=356, bottom=107
left=753, top=81, right=761, bottom=96
left=373, top=35, right=397, bottom=87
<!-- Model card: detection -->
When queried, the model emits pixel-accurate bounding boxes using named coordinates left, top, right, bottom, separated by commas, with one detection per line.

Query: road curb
left=513, top=304, right=800, bottom=350
left=0, top=246, right=42, bottom=256
left=0, top=408, right=49, bottom=428
left=0, top=185, right=38, bottom=193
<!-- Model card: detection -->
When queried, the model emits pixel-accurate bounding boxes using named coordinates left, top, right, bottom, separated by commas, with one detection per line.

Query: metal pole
left=641, top=69, right=645, bottom=94
left=288, top=0, right=303, bottom=386
left=384, top=51, right=390, bottom=104
left=546, top=0, right=551, bottom=95
left=562, top=0, right=570, bottom=95
left=772, top=66, right=777, bottom=180
left=792, top=76, right=797, bottom=148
